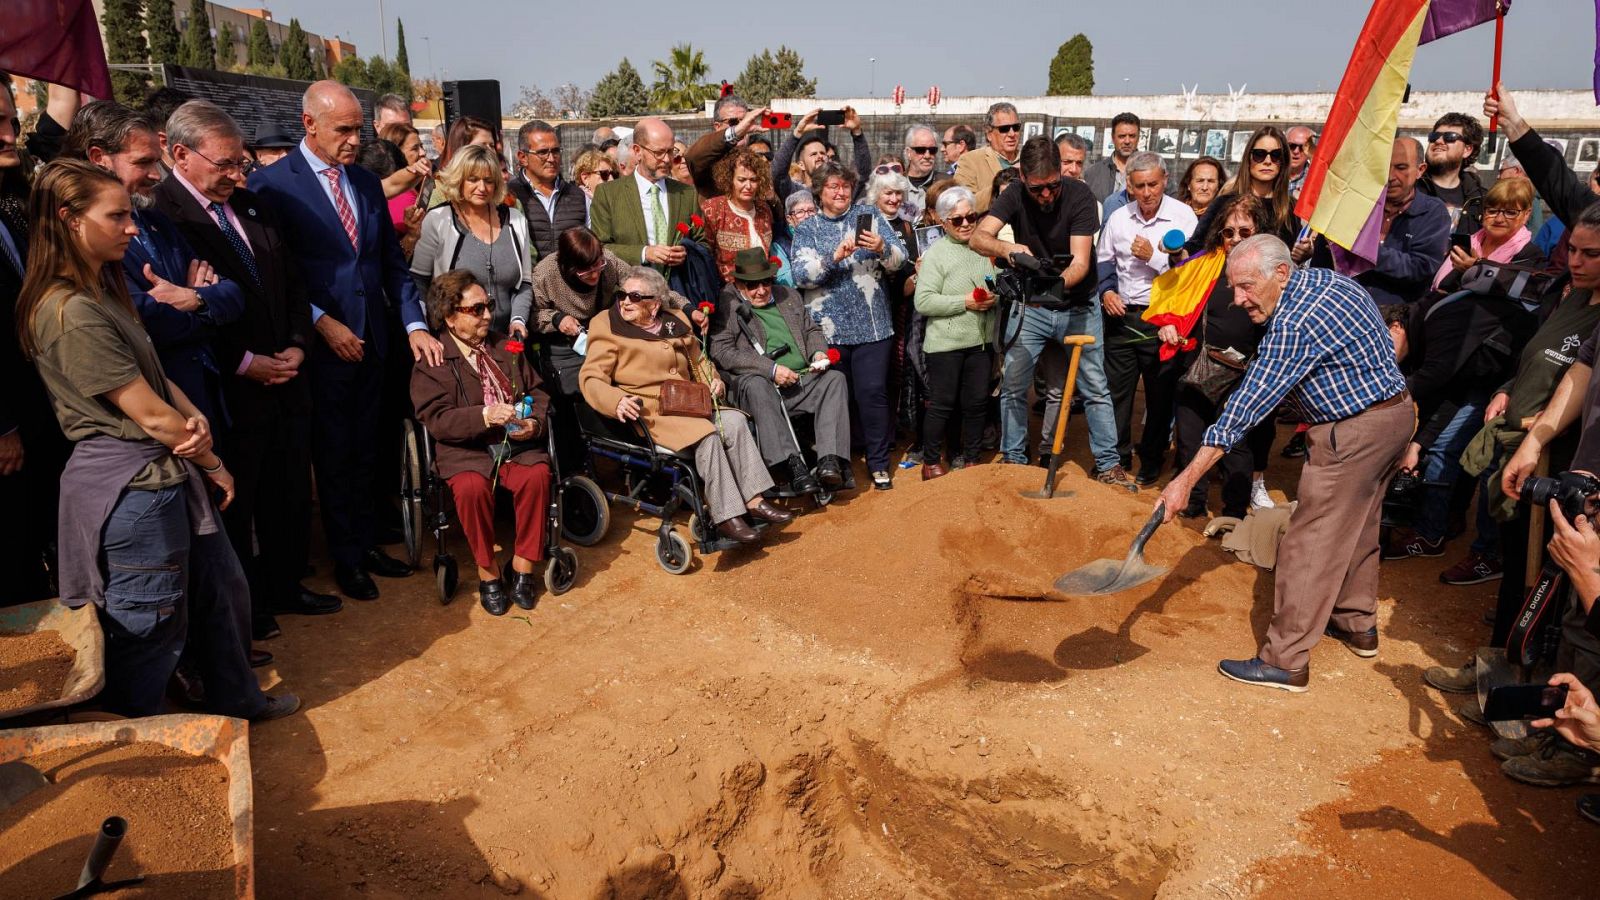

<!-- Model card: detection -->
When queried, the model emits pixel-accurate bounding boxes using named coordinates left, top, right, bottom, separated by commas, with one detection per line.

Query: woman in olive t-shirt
left=16, top=161, right=289, bottom=720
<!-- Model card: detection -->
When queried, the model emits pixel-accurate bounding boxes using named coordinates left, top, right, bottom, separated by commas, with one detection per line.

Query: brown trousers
left=1261, top=396, right=1414, bottom=671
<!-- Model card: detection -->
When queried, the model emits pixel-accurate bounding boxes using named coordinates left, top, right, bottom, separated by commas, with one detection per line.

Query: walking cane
left=1021, top=334, right=1096, bottom=499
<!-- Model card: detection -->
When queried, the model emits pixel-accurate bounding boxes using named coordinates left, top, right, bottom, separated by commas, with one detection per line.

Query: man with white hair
left=1157, top=236, right=1412, bottom=693
left=374, top=93, right=412, bottom=131
left=1286, top=125, right=1315, bottom=200
left=902, top=123, right=941, bottom=221
left=249, top=80, right=442, bottom=602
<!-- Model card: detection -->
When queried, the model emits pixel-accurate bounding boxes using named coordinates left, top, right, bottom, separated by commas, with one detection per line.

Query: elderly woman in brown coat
left=411, top=270, right=552, bottom=616
left=580, top=266, right=792, bottom=543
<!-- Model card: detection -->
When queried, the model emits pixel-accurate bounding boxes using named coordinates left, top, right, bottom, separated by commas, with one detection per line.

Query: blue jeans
left=1001, top=305, right=1118, bottom=470
left=1417, top=397, right=1486, bottom=542
left=99, top=485, right=266, bottom=718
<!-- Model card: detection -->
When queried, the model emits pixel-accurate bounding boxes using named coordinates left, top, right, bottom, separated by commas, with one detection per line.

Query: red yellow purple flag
left=1142, top=248, right=1226, bottom=361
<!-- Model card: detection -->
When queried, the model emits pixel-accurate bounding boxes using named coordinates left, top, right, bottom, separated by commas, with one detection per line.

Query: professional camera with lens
left=989, top=252, right=1077, bottom=348
left=1520, top=471, right=1600, bottom=520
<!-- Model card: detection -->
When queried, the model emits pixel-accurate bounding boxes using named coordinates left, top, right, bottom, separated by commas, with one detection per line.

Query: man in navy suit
left=66, top=100, right=245, bottom=425
left=249, top=81, right=443, bottom=601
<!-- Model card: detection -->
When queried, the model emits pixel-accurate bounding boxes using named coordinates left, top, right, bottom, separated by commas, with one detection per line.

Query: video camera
left=1520, top=471, right=1600, bottom=521
left=989, top=252, right=1075, bottom=351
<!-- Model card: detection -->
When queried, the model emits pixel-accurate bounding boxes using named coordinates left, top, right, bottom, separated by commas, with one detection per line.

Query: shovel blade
left=1053, top=555, right=1170, bottom=596
left=0, top=761, right=46, bottom=813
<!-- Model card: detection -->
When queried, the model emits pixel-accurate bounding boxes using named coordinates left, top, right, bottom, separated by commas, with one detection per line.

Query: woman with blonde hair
left=411, top=143, right=533, bottom=337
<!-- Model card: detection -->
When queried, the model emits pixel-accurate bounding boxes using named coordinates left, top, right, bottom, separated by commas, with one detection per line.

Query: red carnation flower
left=690, top=213, right=705, bottom=228
left=971, top=287, right=990, bottom=302
left=769, top=255, right=781, bottom=265
left=504, top=340, right=525, bottom=354
left=697, top=301, right=715, bottom=314
left=826, top=348, right=842, bottom=364
left=675, top=222, right=691, bottom=236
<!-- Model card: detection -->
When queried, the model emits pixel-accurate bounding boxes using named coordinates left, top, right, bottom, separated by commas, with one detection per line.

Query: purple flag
left=1419, top=0, right=1509, bottom=44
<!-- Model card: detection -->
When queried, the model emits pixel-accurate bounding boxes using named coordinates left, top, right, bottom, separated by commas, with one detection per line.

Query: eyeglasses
left=789, top=206, right=817, bottom=217
left=1428, top=131, right=1465, bottom=145
left=992, top=123, right=1023, bottom=134
left=613, top=290, right=658, bottom=303
left=944, top=213, right=980, bottom=227
left=1483, top=207, right=1528, bottom=220
left=1024, top=178, right=1063, bottom=197
left=874, top=163, right=904, bottom=175
left=185, top=145, right=249, bottom=173
left=1220, top=227, right=1255, bottom=240
left=454, top=301, right=495, bottom=318
left=523, top=147, right=561, bottom=158
left=1249, top=148, right=1285, bottom=164
left=907, top=146, right=937, bottom=155
left=574, top=258, right=607, bottom=278
left=640, top=144, right=681, bottom=160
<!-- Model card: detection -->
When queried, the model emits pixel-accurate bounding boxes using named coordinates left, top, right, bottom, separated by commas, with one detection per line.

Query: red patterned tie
left=323, top=167, right=359, bottom=251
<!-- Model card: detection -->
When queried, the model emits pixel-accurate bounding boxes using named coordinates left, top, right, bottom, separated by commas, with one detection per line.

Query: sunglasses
left=1287, top=142, right=1307, bottom=152
left=1220, top=227, right=1255, bottom=240
left=614, top=290, right=657, bottom=303
left=593, top=170, right=618, bottom=181
left=874, top=163, right=904, bottom=175
left=1249, top=148, right=1285, bottom=164
left=992, top=123, right=1023, bottom=134
left=944, top=213, right=981, bottom=227
left=454, top=301, right=495, bottom=318
left=1025, top=179, right=1063, bottom=197
left=907, top=146, right=937, bottom=155
left=1428, top=131, right=1465, bottom=145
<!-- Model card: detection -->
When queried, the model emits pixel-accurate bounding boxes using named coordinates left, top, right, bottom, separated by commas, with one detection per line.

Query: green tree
left=732, top=46, right=817, bottom=108
left=247, top=19, right=276, bottom=68
left=101, top=0, right=151, bottom=104
left=333, top=56, right=370, bottom=90
left=280, top=19, right=316, bottom=81
left=649, top=43, right=717, bottom=113
left=1047, top=34, right=1095, bottom=96
left=145, top=0, right=182, bottom=66
left=588, top=58, right=649, bottom=118
left=178, top=0, right=216, bottom=69
left=395, top=19, right=411, bottom=78
left=216, top=21, right=240, bottom=70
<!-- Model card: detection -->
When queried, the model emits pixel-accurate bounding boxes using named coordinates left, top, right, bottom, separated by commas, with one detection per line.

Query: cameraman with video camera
left=969, top=137, right=1128, bottom=487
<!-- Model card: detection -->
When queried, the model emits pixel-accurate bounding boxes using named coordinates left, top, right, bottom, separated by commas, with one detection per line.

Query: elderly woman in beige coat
left=580, top=267, right=793, bottom=543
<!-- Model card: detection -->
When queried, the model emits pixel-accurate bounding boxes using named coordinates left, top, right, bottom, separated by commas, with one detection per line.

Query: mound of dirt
left=0, top=741, right=235, bottom=898
left=0, top=631, right=75, bottom=713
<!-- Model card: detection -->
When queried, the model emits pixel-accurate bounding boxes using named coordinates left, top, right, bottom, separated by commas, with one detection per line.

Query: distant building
left=89, top=2, right=356, bottom=74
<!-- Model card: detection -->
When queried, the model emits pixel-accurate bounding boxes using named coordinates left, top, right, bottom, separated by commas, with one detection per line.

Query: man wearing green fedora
left=709, top=247, right=852, bottom=494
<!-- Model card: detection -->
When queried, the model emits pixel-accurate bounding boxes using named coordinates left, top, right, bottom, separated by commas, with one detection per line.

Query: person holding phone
left=791, top=161, right=909, bottom=491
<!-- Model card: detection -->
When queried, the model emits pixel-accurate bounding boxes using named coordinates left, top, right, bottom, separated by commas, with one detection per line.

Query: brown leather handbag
left=658, top=378, right=713, bottom=418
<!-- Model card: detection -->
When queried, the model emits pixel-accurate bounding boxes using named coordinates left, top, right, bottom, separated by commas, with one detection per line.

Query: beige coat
left=579, top=307, right=721, bottom=452
left=954, top=146, right=1018, bottom=212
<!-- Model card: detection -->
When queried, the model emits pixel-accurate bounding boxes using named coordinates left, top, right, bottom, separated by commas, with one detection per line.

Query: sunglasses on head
left=613, top=290, right=657, bottom=303
left=874, top=163, right=903, bottom=175
left=1249, top=148, right=1285, bottom=164
left=1428, top=131, right=1465, bottom=145
left=944, top=213, right=981, bottom=227
left=992, top=123, right=1023, bottom=134
left=454, top=300, right=495, bottom=317
left=1220, top=226, right=1255, bottom=240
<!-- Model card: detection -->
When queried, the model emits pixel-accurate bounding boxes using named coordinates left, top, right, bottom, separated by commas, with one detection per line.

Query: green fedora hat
left=730, top=246, right=781, bottom=282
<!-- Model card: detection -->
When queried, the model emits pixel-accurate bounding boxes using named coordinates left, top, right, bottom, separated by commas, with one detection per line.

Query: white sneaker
left=1250, top=477, right=1275, bottom=510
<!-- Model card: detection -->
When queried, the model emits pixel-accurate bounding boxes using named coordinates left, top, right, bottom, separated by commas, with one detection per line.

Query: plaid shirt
left=1204, top=267, right=1407, bottom=450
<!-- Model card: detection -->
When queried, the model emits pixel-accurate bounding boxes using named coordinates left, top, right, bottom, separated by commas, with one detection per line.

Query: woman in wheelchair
left=580, top=267, right=794, bottom=544
left=411, top=270, right=553, bottom=615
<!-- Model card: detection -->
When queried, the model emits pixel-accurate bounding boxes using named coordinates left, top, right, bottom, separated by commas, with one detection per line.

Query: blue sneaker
left=1218, top=656, right=1310, bottom=693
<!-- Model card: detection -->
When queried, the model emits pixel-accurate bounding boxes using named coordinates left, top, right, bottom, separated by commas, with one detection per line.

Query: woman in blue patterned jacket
left=790, top=161, right=908, bottom=490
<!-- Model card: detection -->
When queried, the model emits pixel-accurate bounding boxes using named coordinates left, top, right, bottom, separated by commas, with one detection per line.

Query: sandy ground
left=238, top=432, right=1600, bottom=899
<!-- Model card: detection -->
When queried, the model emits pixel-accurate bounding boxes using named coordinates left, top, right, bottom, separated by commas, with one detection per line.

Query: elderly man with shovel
left=1154, top=235, right=1412, bottom=692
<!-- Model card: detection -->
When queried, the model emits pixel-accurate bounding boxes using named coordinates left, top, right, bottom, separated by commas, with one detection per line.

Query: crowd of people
left=2, top=71, right=1599, bottom=822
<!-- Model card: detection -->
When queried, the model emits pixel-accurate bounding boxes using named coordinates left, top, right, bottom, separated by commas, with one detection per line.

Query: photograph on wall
left=1181, top=128, right=1202, bottom=157
left=1139, top=127, right=1151, bottom=151
left=1476, top=135, right=1505, bottom=170
left=1102, top=127, right=1116, bottom=156
left=1578, top=138, right=1599, bottom=172
left=1076, top=124, right=1096, bottom=144
left=1155, top=128, right=1179, bottom=157
left=1023, top=121, right=1045, bottom=141
left=1204, top=129, right=1228, bottom=159
left=1544, top=138, right=1569, bottom=161
left=1230, top=130, right=1253, bottom=162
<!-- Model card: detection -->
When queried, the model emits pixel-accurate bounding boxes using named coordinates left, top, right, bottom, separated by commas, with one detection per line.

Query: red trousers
left=446, top=462, right=551, bottom=570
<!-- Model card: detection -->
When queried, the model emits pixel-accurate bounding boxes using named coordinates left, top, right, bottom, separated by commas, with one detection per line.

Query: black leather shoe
left=786, top=455, right=821, bottom=494
left=716, top=517, right=761, bottom=543
left=251, top=692, right=301, bottom=722
left=271, top=586, right=343, bottom=616
left=479, top=578, right=511, bottom=615
left=362, top=548, right=413, bottom=578
left=816, top=456, right=846, bottom=489
left=511, top=572, right=540, bottom=610
left=335, top=565, right=380, bottom=601
left=249, top=648, right=274, bottom=668
left=747, top=499, right=794, bottom=525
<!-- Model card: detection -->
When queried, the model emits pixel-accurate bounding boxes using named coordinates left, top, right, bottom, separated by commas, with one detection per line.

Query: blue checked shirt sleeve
left=1203, top=319, right=1322, bottom=450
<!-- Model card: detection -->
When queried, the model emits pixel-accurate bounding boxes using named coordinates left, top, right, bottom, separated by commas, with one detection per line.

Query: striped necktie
left=323, top=167, right=359, bottom=250
left=208, top=201, right=258, bottom=285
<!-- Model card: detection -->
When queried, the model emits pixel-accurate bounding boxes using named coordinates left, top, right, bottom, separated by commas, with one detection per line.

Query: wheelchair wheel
left=400, top=423, right=425, bottom=568
left=545, top=546, right=578, bottom=596
left=559, top=476, right=610, bottom=546
left=433, top=552, right=458, bottom=605
left=656, top=529, right=693, bottom=575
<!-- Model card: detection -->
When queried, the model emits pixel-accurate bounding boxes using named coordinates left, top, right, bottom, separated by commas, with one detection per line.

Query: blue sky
left=264, top=1, right=1594, bottom=102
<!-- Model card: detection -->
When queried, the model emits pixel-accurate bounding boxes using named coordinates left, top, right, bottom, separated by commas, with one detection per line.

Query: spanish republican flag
left=1295, top=0, right=1432, bottom=266
left=1142, top=248, right=1226, bottom=361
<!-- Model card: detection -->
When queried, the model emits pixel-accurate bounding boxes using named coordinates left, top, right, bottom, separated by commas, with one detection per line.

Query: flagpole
left=1489, top=1, right=1505, bottom=132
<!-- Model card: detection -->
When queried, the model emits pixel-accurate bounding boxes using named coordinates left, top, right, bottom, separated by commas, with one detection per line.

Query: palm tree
left=650, top=44, right=717, bottom=113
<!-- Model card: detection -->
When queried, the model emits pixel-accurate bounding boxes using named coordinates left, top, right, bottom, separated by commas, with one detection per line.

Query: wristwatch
left=724, top=126, right=739, bottom=144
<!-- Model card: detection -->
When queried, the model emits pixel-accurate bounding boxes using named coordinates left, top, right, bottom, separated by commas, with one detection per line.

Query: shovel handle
left=1130, top=503, right=1166, bottom=555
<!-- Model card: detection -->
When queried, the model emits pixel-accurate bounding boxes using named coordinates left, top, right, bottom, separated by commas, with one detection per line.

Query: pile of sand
left=0, top=631, right=75, bottom=713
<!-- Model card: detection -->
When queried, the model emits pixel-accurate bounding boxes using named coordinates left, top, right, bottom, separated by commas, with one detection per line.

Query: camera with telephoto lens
left=1520, top=471, right=1600, bottom=521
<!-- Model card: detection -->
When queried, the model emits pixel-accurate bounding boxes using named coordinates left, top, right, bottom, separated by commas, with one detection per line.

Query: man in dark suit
left=249, top=81, right=443, bottom=601
left=590, top=116, right=708, bottom=272
left=156, top=99, right=341, bottom=634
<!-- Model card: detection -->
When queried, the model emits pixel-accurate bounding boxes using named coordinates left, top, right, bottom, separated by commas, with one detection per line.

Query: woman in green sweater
left=914, top=186, right=998, bottom=479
